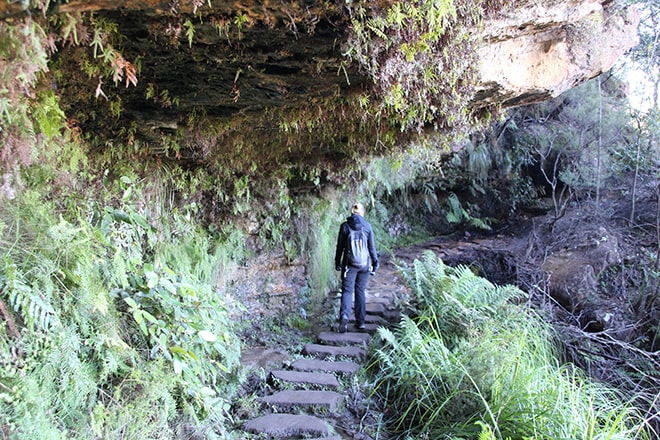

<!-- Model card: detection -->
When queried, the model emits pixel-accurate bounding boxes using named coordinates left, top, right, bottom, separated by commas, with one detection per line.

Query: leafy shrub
left=104, top=207, right=241, bottom=410
left=0, top=182, right=242, bottom=438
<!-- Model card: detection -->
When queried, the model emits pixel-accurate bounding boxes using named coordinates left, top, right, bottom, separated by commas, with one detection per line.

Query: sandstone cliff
left=476, top=0, right=640, bottom=108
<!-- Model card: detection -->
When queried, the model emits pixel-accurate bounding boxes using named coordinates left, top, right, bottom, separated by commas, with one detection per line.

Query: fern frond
left=1, top=258, right=60, bottom=331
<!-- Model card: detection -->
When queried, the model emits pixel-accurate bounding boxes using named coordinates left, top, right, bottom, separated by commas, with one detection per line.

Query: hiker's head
left=351, top=202, right=364, bottom=216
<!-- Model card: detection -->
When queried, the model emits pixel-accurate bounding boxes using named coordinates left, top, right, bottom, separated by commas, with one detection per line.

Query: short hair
left=351, top=202, right=364, bottom=216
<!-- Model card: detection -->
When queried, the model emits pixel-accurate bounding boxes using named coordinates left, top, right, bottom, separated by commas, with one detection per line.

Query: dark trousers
left=340, top=267, right=369, bottom=324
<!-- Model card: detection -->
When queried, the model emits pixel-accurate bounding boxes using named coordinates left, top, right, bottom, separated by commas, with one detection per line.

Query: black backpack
left=346, top=226, right=369, bottom=270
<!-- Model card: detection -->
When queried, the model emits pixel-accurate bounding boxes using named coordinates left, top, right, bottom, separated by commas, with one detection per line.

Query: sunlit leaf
left=198, top=330, right=217, bottom=342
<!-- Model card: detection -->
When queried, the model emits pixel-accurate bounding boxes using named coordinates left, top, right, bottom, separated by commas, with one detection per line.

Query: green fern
left=184, top=19, right=195, bottom=47
left=1, top=257, right=60, bottom=331
left=374, top=252, right=648, bottom=439
left=446, top=193, right=492, bottom=230
left=32, top=90, right=66, bottom=140
left=0, top=182, right=246, bottom=436
left=476, top=421, right=496, bottom=440
left=446, top=192, right=465, bottom=224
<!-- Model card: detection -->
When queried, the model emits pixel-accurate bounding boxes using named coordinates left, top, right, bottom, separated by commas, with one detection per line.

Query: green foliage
left=446, top=192, right=492, bottom=230
left=0, top=258, right=60, bottom=331
left=343, top=0, right=507, bottom=132
left=0, top=180, right=243, bottom=437
left=0, top=12, right=143, bottom=174
left=0, top=192, right=133, bottom=438
left=102, top=178, right=242, bottom=410
left=184, top=19, right=195, bottom=47
left=293, top=197, right=340, bottom=298
left=511, top=79, right=632, bottom=199
left=358, top=137, right=500, bottom=237
left=233, top=12, right=249, bottom=39
left=364, top=151, right=432, bottom=202
left=32, top=90, right=67, bottom=140
left=56, top=13, right=138, bottom=88
left=372, top=251, right=649, bottom=439
left=0, top=18, right=50, bottom=171
left=417, top=73, right=650, bottom=224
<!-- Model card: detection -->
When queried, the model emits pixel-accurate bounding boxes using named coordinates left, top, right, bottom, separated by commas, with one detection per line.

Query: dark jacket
left=335, top=214, right=378, bottom=270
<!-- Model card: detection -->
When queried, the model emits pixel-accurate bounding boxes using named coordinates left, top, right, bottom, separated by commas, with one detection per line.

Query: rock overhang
left=1, top=0, right=641, bottom=163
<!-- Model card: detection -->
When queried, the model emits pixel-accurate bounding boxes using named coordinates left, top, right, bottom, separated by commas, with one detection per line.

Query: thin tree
left=596, top=75, right=603, bottom=204
left=628, top=0, right=660, bottom=225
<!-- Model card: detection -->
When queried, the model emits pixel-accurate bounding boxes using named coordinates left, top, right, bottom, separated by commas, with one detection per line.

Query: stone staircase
left=239, top=260, right=405, bottom=439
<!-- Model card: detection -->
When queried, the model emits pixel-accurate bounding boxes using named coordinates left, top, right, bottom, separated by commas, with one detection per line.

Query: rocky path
left=237, top=256, right=407, bottom=439
left=233, top=237, right=520, bottom=439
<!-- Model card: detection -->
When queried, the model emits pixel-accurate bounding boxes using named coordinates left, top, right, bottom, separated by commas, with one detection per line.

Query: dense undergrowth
left=372, top=252, right=652, bottom=439
left=0, top=183, right=247, bottom=438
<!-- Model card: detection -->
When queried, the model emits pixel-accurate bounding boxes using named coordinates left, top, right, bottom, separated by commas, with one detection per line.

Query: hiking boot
left=356, top=322, right=366, bottom=330
left=339, top=315, right=348, bottom=333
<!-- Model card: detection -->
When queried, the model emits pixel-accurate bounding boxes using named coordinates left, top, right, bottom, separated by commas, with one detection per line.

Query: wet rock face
left=40, top=1, right=356, bottom=154
left=97, top=3, right=354, bottom=120
left=223, top=251, right=309, bottom=321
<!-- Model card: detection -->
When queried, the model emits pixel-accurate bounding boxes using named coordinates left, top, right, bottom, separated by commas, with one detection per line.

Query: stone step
left=365, top=295, right=393, bottom=305
left=307, top=436, right=342, bottom=440
left=270, top=370, right=340, bottom=388
left=291, top=358, right=361, bottom=375
left=304, top=343, right=366, bottom=361
left=333, top=322, right=381, bottom=334
left=357, top=322, right=380, bottom=333
left=361, top=302, right=402, bottom=322
left=366, top=302, right=386, bottom=316
left=240, top=347, right=290, bottom=371
left=259, top=390, right=344, bottom=411
left=243, top=413, right=331, bottom=438
left=383, top=308, right=402, bottom=322
left=318, top=331, right=371, bottom=346
left=359, top=313, right=386, bottom=324
left=330, top=321, right=381, bottom=334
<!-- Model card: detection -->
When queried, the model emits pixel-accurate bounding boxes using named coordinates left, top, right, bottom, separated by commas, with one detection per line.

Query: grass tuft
left=371, top=252, right=649, bottom=439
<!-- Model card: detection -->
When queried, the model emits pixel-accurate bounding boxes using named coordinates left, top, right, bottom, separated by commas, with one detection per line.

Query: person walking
left=335, top=202, right=379, bottom=332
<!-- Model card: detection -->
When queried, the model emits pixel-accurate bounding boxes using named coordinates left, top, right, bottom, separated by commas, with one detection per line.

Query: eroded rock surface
left=542, top=225, right=621, bottom=312
left=476, top=0, right=640, bottom=107
left=2, top=1, right=639, bottom=139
